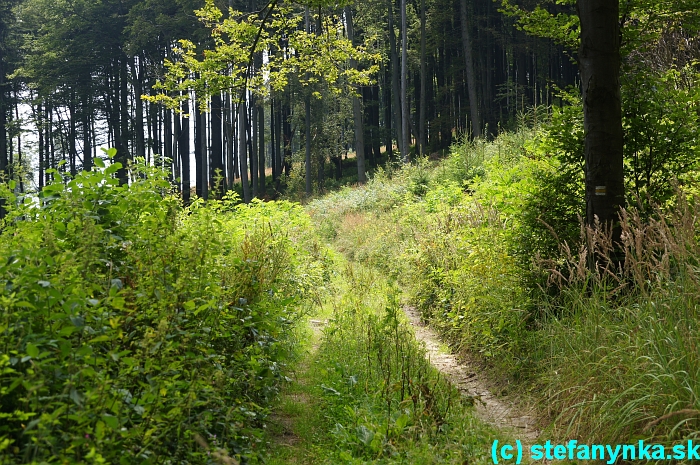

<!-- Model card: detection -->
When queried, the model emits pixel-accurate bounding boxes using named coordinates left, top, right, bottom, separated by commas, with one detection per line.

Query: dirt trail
left=404, top=306, right=540, bottom=443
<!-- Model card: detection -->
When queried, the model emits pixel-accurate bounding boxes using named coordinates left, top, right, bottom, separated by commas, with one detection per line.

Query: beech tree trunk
left=460, top=0, right=481, bottom=139
left=345, top=6, right=367, bottom=183
left=388, top=0, right=402, bottom=157
left=179, top=99, right=190, bottom=204
left=238, top=101, right=251, bottom=202
left=577, top=0, right=624, bottom=239
left=419, top=0, right=427, bottom=156
left=400, top=0, right=409, bottom=163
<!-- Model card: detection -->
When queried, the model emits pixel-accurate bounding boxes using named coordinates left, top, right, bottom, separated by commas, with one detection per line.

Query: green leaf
left=26, top=343, right=39, bottom=358
left=105, top=162, right=122, bottom=176
left=102, top=414, right=119, bottom=430
left=94, top=157, right=106, bottom=168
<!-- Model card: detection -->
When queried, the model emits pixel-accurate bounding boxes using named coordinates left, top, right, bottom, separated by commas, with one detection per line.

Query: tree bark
left=211, top=92, right=224, bottom=197
left=460, top=0, right=481, bottom=139
left=238, top=101, right=251, bottom=202
left=258, top=99, right=265, bottom=192
left=400, top=0, right=409, bottom=162
left=131, top=57, right=146, bottom=162
left=345, top=6, right=367, bottom=183
left=270, top=97, right=277, bottom=182
left=179, top=98, right=191, bottom=204
left=388, top=0, right=402, bottom=157
left=419, top=0, right=427, bottom=155
left=577, top=0, right=624, bottom=240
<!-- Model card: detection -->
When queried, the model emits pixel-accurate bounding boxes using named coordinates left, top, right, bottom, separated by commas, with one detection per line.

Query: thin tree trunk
left=400, top=0, right=409, bottom=162
left=211, top=92, right=224, bottom=197
left=388, top=0, right=402, bottom=156
left=118, top=58, right=130, bottom=183
left=132, top=57, right=146, bottom=161
left=460, top=0, right=481, bottom=139
left=0, top=50, right=7, bottom=205
left=270, top=97, right=277, bottom=182
left=238, top=101, right=251, bottom=202
left=37, top=100, right=44, bottom=188
left=419, top=0, right=427, bottom=155
left=200, top=105, right=208, bottom=200
left=69, top=97, right=77, bottom=176
left=304, top=7, right=312, bottom=196
left=82, top=88, right=92, bottom=171
left=251, top=95, right=258, bottom=196
left=164, top=106, right=173, bottom=171
left=345, top=6, right=367, bottom=183
left=195, top=97, right=203, bottom=198
left=179, top=99, right=191, bottom=204
left=258, top=100, right=265, bottom=192
left=383, top=64, right=393, bottom=158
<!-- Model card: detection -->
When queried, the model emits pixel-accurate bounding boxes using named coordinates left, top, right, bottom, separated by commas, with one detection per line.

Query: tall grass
left=538, top=196, right=700, bottom=448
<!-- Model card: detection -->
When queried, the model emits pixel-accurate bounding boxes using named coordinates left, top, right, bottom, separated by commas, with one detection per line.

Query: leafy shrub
left=0, top=157, right=323, bottom=463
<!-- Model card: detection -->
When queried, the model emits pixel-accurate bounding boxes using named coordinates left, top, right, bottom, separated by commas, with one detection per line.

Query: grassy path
left=264, top=258, right=513, bottom=465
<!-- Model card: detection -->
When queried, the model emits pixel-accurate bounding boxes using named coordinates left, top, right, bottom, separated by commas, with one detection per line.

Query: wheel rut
left=404, top=306, right=540, bottom=443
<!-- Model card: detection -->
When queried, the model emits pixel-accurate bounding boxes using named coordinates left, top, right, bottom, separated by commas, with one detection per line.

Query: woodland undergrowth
left=0, top=155, right=328, bottom=464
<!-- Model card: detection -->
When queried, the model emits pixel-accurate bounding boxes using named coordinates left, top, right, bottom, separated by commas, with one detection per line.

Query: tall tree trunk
left=82, top=88, right=92, bottom=171
left=194, top=98, right=203, bottom=198
left=345, top=6, right=366, bottom=183
left=251, top=96, right=258, bottom=196
left=258, top=101, right=265, bottom=192
left=48, top=103, right=55, bottom=179
left=200, top=104, right=208, bottom=200
left=179, top=99, right=191, bottom=204
left=371, top=84, right=381, bottom=165
left=69, top=96, right=77, bottom=176
left=276, top=97, right=284, bottom=181
left=0, top=45, right=8, bottom=219
left=225, top=92, right=234, bottom=189
left=460, top=0, right=481, bottom=139
left=14, top=92, right=22, bottom=192
left=304, top=7, right=312, bottom=196
left=270, top=97, right=277, bottom=182
left=131, top=57, right=146, bottom=161
left=211, top=92, right=224, bottom=197
left=578, top=0, right=624, bottom=242
left=164, top=106, right=173, bottom=171
left=383, top=64, right=393, bottom=158
left=388, top=0, right=402, bottom=156
left=419, top=0, right=427, bottom=155
left=117, top=59, right=131, bottom=184
left=362, top=86, right=372, bottom=167
left=282, top=99, right=292, bottom=177
left=400, top=0, right=409, bottom=162
left=37, top=100, right=44, bottom=189
left=238, top=101, right=251, bottom=202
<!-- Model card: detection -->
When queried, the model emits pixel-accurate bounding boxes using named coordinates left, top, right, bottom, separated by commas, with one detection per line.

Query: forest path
left=403, top=306, right=540, bottom=443
left=266, top=319, right=327, bottom=464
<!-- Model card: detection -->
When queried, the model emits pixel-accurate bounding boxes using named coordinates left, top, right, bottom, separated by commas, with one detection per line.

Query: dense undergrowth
left=0, top=156, right=326, bottom=463
left=307, top=112, right=700, bottom=455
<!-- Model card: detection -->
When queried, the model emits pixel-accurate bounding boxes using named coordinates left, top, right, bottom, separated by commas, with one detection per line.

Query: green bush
left=0, top=157, right=323, bottom=463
